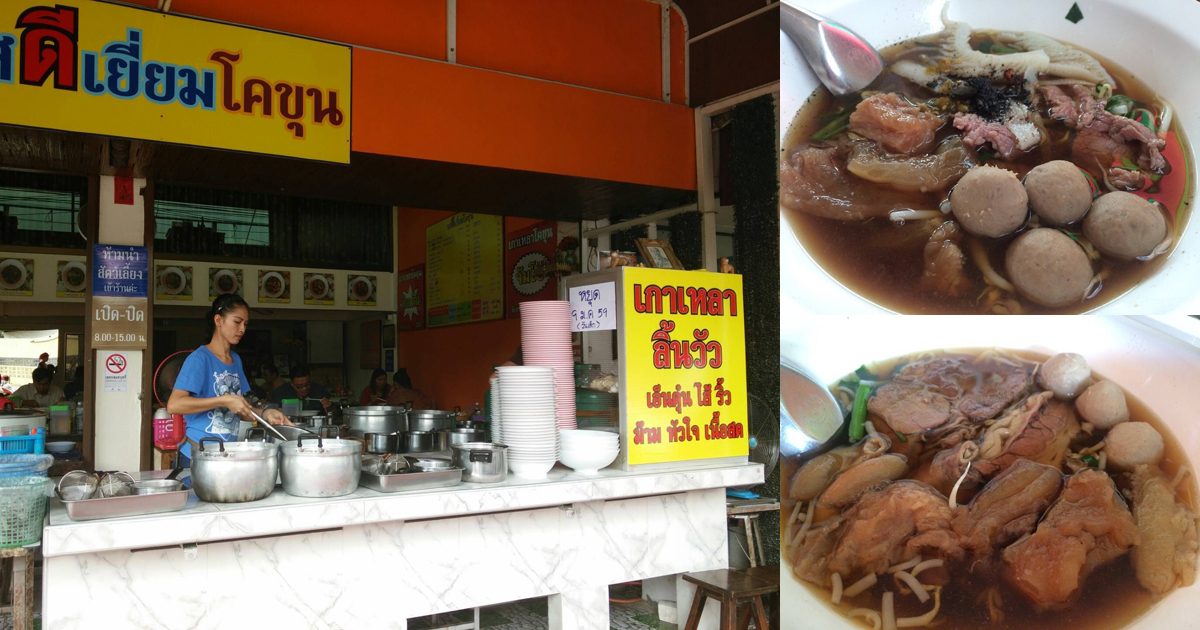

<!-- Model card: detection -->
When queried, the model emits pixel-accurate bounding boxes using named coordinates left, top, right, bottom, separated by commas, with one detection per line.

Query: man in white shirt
left=14, top=367, right=65, bottom=408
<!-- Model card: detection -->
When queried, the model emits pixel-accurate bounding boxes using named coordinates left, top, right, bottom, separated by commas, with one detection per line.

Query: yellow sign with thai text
left=622, top=267, right=748, bottom=465
left=0, top=1, right=350, bottom=163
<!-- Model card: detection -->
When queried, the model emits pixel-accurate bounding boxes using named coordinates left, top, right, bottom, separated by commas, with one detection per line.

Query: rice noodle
left=893, top=571, right=930, bottom=603
left=844, top=573, right=879, bottom=598
left=848, top=609, right=883, bottom=630
left=787, top=502, right=804, bottom=528
left=882, top=592, right=897, bottom=630
left=897, top=586, right=943, bottom=628
left=978, top=587, right=1004, bottom=624
left=889, top=210, right=945, bottom=223
left=1160, top=100, right=1174, bottom=133
left=865, top=420, right=879, bottom=437
left=1038, top=77, right=1091, bottom=86
left=792, top=499, right=817, bottom=545
left=1098, top=451, right=1107, bottom=470
left=831, top=572, right=844, bottom=604
left=969, top=238, right=1015, bottom=291
left=910, top=559, right=944, bottom=578
left=888, top=556, right=923, bottom=574
left=948, top=461, right=973, bottom=509
left=1078, top=441, right=1106, bottom=456
left=1170, top=466, right=1192, bottom=492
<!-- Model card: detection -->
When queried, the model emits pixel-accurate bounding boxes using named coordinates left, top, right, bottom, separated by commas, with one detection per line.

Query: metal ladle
left=245, top=408, right=289, bottom=442
left=781, top=1, right=884, bottom=96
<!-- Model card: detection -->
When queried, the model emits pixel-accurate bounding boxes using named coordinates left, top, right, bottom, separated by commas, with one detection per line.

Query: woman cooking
left=360, top=368, right=391, bottom=406
left=166, top=294, right=292, bottom=465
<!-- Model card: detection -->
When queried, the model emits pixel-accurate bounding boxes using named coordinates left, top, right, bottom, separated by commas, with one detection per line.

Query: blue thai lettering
left=177, top=66, right=216, bottom=110
left=0, top=34, right=13, bottom=84
left=143, top=61, right=177, bottom=104
left=101, top=28, right=142, bottom=99
left=81, top=51, right=103, bottom=94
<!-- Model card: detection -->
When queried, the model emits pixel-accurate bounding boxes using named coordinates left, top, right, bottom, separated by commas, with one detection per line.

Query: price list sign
left=92, top=245, right=149, bottom=349
left=425, top=213, right=504, bottom=327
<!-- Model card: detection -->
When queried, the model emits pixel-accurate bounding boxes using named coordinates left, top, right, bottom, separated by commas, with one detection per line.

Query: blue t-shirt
left=174, top=345, right=249, bottom=458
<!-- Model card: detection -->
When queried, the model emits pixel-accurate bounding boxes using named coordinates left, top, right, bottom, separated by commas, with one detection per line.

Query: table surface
left=684, top=567, right=780, bottom=598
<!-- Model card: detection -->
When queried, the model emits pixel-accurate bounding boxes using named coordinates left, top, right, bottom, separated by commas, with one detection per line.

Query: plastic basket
left=0, top=476, right=49, bottom=547
left=0, top=428, right=45, bottom=455
left=0, top=454, right=53, bottom=480
left=153, top=414, right=186, bottom=451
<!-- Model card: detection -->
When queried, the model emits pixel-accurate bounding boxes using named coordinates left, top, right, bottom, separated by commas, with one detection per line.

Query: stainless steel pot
left=407, top=457, right=454, bottom=473
left=432, top=430, right=450, bottom=452
left=448, top=427, right=485, bottom=447
left=450, top=442, right=507, bottom=483
left=407, top=407, right=458, bottom=432
left=190, top=437, right=278, bottom=503
left=345, top=406, right=408, bottom=438
left=364, top=431, right=402, bottom=454
left=401, top=431, right=436, bottom=453
left=278, top=436, right=362, bottom=498
left=292, top=411, right=329, bottom=429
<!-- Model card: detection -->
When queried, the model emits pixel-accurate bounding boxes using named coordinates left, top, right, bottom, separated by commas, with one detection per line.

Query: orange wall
left=457, top=0, right=661, bottom=101
left=353, top=48, right=696, bottom=190
left=395, top=208, right=543, bottom=410
left=125, top=0, right=684, bottom=103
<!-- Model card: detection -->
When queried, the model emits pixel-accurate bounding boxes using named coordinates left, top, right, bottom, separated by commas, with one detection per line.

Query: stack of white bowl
left=558, top=429, right=619, bottom=475
left=519, top=301, right=577, bottom=430
left=496, top=366, right=558, bottom=478
left=489, top=373, right=502, bottom=443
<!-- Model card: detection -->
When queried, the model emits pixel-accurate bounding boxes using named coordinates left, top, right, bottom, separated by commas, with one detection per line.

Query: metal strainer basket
left=57, top=470, right=98, bottom=501
left=98, top=472, right=136, bottom=498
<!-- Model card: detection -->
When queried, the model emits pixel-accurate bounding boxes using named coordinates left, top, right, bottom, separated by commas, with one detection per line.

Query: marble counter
left=42, top=463, right=763, bottom=630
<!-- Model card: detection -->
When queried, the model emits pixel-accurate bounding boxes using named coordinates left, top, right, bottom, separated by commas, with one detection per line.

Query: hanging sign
left=621, top=268, right=748, bottom=466
left=397, top=264, right=425, bottom=331
left=505, top=221, right=557, bottom=317
left=93, top=244, right=148, bottom=349
left=0, top=1, right=351, bottom=163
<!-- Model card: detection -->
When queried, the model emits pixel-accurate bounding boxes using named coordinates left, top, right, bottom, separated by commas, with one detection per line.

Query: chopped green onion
left=811, top=117, right=850, bottom=141
left=978, top=151, right=995, bottom=161
left=1120, top=157, right=1139, bottom=170
left=977, top=41, right=994, bottom=54
left=896, top=432, right=908, bottom=443
left=1082, top=454, right=1099, bottom=467
left=990, top=44, right=1022, bottom=54
left=1137, top=111, right=1156, bottom=131
left=1149, top=172, right=1162, bottom=182
left=855, top=365, right=874, bottom=380
left=1106, top=95, right=1135, bottom=117
left=848, top=383, right=872, bottom=442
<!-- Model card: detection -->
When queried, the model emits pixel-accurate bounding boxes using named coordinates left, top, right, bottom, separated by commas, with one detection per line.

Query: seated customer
left=63, top=365, right=85, bottom=400
left=386, top=368, right=433, bottom=409
left=360, top=368, right=391, bottom=406
left=271, top=364, right=331, bottom=412
left=15, top=366, right=66, bottom=408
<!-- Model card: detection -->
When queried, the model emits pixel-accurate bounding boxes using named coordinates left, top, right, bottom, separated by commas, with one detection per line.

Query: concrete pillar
left=91, top=175, right=150, bottom=471
left=548, top=586, right=609, bottom=630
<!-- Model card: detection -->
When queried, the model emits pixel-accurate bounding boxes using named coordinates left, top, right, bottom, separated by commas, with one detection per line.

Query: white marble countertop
left=42, top=462, right=763, bottom=558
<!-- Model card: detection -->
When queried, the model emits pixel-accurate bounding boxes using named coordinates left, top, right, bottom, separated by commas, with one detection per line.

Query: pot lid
left=345, top=405, right=408, bottom=416
left=0, top=409, right=48, bottom=419
left=194, top=440, right=278, bottom=460
left=409, top=409, right=457, bottom=419
left=282, top=437, right=362, bottom=456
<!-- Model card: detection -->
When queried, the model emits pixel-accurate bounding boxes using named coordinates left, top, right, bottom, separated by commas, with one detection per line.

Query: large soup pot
left=190, top=437, right=278, bottom=503
left=408, top=407, right=458, bottom=432
left=781, top=314, right=1200, bottom=629
left=344, top=405, right=408, bottom=438
left=781, top=0, right=1200, bottom=315
left=278, top=436, right=362, bottom=498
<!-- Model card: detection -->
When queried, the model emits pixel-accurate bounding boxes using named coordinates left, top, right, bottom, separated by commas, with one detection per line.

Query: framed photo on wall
left=382, top=323, right=396, bottom=349
left=635, top=238, right=684, bottom=270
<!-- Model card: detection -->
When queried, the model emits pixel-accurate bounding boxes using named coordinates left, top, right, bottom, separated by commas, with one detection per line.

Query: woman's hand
left=262, top=408, right=293, bottom=426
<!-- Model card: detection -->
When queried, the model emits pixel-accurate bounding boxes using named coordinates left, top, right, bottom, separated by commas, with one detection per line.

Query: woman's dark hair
left=393, top=368, right=413, bottom=389
left=206, top=293, right=249, bottom=337
left=262, top=362, right=279, bottom=378
left=369, top=368, right=388, bottom=392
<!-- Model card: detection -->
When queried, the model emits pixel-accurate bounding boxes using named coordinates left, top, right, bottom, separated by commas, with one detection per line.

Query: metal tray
left=55, top=487, right=191, bottom=521
left=359, top=467, right=463, bottom=493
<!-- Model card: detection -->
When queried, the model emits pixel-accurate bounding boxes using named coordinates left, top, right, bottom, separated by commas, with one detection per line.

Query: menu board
left=425, top=213, right=504, bottom=327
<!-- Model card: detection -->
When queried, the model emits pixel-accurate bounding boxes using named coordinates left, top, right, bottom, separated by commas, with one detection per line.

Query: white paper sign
left=103, top=352, right=129, bottom=393
left=570, top=282, right=617, bottom=332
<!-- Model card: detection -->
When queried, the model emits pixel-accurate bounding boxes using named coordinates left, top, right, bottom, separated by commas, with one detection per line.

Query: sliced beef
left=1044, top=85, right=1167, bottom=173
left=954, top=459, right=1063, bottom=557
left=848, top=93, right=944, bottom=154
left=958, top=367, right=1033, bottom=421
left=912, top=441, right=979, bottom=497
left=974, top=391, right=1080, bottom=479
left=780, top=145, right=927, bottom=221
left=1039, top=85, right=1078, bottom=122
left=868, top=382, right=952, bottom=435
left=789, top=515, right=847, bottom=584
left=1002, top=469, right=1139, bottom=610
left=953, top=113, right=1020, bottom=159
left=920, top=221, right=970, bottom=297
left=1109, top=167, right=1146, bottom=190
left=827, top=481, right=964, bottom=578
left=895, top=357, right=975, bottom=398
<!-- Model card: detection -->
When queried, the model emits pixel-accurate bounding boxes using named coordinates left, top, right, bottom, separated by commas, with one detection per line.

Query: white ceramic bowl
left=780, top=314, right=1200, bottom=630
left=559, top=448, right=619, bottom=475
left=781, top=0, right=1200, bottom=314
left=45, top=441, right=74, bottom=454
left=509, top=459, right=556, bottom=479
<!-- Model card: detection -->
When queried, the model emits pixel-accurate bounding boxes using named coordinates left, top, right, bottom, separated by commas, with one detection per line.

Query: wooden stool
left=683, top=568, right=779, bottom=630
left=0, top=544, right=37, bottom=630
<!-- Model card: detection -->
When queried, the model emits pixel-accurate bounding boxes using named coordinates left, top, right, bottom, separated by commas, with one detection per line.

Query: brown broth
left=783, top=38, right=1195, bottom=314
left=781, top=349, right=1197, bottom=630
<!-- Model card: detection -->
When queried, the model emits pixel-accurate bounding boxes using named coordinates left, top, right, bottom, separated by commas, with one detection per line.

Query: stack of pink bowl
left=519, top=301, right=577, bottom=430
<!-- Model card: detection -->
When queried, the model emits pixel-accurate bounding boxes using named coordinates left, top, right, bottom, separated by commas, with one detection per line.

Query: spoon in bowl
left=781, top=0, right=884, bottom=96
left=780, top=362, right=847, bottom=460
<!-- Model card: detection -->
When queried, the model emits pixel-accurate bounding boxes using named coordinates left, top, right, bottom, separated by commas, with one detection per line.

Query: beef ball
left=950, top=165, right=1029, bottom=237
left=1075, top=380, right=1129, bottom=430
left=1082, top=192, right=1167, bottom=260
left=1006, top=229, right=1093, bottom=307
left=1024, top=160, right=1093, bottom=225
left=1037, top=352, right=1092, bottom=400
left=1105, top=422, right=1164, bottom=471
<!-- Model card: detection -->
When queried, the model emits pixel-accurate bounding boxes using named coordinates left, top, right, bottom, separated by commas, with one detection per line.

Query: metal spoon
left=780, top=361, right=846, bottom=460
left=781, top=1, right=884, bottom=96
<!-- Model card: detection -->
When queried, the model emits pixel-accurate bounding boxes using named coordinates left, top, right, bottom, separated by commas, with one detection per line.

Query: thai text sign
left=622, top=268, right=748, bottom=465
left=93, top=244, right=148, bottom=297
left=569, top=281, right=615, bottom=332
left=93, top=296, right=147, bottom=349
left=0, top=1, right=351, bottom=163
